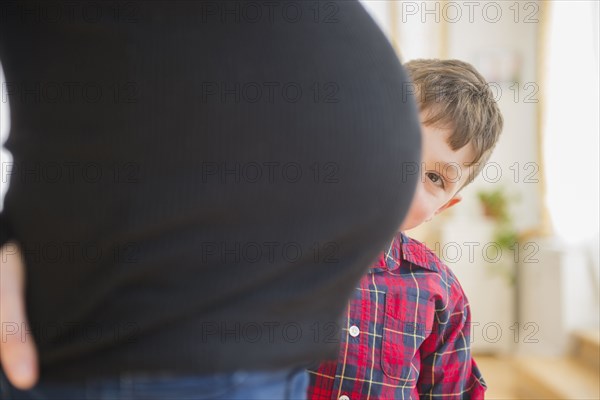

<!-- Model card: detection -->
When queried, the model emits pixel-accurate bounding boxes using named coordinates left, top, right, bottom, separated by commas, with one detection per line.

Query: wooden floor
left=475, top=353, right=600, bottom=400
left=474, top=355, right=521, bottom=399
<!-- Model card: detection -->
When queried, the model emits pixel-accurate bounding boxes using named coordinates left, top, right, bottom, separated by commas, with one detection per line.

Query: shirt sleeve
left=0, top=210, right=14, bottom=248
left=416, top=286, right=487, bottom=399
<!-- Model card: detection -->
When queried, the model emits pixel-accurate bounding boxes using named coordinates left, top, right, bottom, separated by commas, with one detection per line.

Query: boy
left=307, top=59, right=504, bottom=399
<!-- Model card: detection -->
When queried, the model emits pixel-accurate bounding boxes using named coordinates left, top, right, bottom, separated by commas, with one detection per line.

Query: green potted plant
left=477, top=188, right=510, bottom=222
left=477, top=188, right=519, bottom=285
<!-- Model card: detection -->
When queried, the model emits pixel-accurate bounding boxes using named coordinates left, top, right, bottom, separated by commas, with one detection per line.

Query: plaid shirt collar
left=370, top=232, right=440, bottom=274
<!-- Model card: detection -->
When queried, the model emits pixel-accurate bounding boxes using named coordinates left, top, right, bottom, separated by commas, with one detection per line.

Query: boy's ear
left=434, top=193, right=462, bottom=216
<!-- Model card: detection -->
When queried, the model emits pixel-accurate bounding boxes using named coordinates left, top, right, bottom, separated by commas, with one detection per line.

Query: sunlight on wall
left=543, top=1, right=600, bottom=245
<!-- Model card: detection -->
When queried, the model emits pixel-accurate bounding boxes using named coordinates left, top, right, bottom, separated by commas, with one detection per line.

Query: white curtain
left=543, top=0, right=600, bottom=245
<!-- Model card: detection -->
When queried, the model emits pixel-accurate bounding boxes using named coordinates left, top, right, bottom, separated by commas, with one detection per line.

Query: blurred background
left=1, top=1, right=598, bottom=398
left=359, top=0, right=599, bottom=398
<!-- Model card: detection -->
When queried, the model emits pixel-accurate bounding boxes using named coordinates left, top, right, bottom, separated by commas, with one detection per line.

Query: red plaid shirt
left=307, top=232, right=486, bottom=399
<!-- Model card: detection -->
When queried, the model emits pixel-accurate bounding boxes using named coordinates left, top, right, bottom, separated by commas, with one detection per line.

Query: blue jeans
left=0, top=367, right=308, bottom=400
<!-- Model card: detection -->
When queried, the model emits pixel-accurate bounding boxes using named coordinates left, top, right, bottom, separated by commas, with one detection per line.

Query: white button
left=348, top=325, right=360, bottom=337
left=339, top=396, right=350, bottom=400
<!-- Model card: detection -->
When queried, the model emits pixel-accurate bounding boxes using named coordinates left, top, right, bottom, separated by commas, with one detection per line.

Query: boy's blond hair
left=404, top=59, right=503, bottom=188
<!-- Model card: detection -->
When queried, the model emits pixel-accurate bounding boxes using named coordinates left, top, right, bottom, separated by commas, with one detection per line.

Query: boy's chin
left=398, top=223, right=412, bottom=232
left=399, top=219, right=425, bottom=232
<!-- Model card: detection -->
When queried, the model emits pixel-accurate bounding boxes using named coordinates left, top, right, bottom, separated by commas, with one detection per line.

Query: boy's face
left=400, top=111, right=476, bottom=232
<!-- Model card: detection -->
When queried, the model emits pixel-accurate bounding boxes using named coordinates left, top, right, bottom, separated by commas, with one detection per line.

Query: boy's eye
left=426, top=172, right=445, bottom=189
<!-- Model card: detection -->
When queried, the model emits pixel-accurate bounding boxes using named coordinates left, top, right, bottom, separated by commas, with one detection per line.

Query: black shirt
left=0, top=0, right=421, bottom=382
